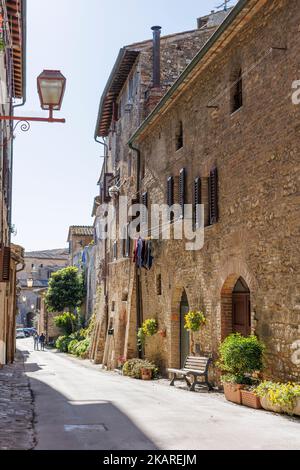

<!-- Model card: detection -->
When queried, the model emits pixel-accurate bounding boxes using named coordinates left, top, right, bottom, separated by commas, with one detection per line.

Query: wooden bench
left=167, top=355, right=213, bottom=392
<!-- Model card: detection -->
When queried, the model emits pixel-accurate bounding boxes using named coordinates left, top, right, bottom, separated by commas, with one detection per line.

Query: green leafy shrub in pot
left=184, top=310, right=206, bottom=332
left=218, top=333, right=265, bottom=384
left=68, top=339, right=79, bottom=354
left=54, top=312, right=77, bottom=335
left=254, top=381, right=300, bottom=415
left=55, top=335, right=72, bottom=353
left=73, top=338, right=90, bottom=358
left=123, top=358, right=159, bottom=380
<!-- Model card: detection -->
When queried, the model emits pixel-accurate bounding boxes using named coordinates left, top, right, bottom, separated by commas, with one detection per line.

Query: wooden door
left=180, top=299, right=190, bottom=368
left=232, top=293, right=251, bottom=336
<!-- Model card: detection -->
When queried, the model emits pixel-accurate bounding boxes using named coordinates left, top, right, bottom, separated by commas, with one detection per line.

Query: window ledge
left=230, top=106, right=243, bottom=117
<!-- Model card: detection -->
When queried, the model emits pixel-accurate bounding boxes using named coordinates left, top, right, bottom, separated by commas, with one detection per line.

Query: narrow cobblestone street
left=2, top=339, right=296, bottom=450
left=0, top=350, right=35, bottom=450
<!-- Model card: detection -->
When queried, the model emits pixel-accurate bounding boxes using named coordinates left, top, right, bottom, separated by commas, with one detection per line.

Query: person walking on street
left=33, top=332, right=39, bottom=351
left=39, top=333, right=46, bottom=351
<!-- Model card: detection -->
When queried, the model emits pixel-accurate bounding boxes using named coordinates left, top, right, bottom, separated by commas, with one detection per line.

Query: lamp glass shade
left=27, top=278, right=33, bottom=288
left=37, top=70, right=66, bottom=111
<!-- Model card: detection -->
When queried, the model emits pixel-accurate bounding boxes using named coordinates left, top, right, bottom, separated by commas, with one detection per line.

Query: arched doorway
left=180, top=291, right=190, bottom=367
left=26, top=312, right=35, bottom=328
left=232, top=277, right=251, bottom=336
left=221, top=275, right=251, bottom=340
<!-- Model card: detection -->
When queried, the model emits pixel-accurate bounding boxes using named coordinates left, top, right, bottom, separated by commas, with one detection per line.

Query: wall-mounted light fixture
left=0, top=70, right=67, bottom=134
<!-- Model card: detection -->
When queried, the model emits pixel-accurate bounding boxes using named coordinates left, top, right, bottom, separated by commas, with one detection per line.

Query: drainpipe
left=151, top=26, right=162, bottom=88
left=129, top=141, right=143, bottom=358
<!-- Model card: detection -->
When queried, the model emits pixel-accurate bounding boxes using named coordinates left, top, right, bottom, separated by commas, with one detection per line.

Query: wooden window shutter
left=193, top=177, right=202, bottom=229
left=0, top=247, right=11, bottom=282
left=113, top=241, right=117, bottom=260
left=104, top=173, right=114, bottom=202
left=179, top=168, right=186, bottom=216
left=209, top=167, right=219, bottom=225
left=112, top=101, right=118, bottom=122
left=125, top=224, right=131, bottom=257
left=167, top=176, right=174, bottom=207
left=141, top=192, right=148, bottom=226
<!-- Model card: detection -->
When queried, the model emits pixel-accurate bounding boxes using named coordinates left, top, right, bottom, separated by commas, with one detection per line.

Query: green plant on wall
left=184, top=310, right=206, bottom=332
left=142, top=318, right=158, bottom=336
left=0, top=38, right=5, bottom=52
left=137, top=318, right=158, bottom=351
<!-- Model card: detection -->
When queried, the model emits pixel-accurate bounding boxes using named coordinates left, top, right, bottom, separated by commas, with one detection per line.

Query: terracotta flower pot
left=223, top=382, right=244, bottom=404
left=141, top=368, right=152, bottom=381
left=241, top=390, right=262, bottom=409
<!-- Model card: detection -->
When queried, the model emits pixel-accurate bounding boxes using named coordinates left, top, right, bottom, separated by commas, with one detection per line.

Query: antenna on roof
left=215, top=0, right=233, bottom=11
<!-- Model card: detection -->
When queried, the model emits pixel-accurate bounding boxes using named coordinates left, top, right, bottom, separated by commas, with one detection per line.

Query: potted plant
left=141, top=367, right=152, bottom=380
left=122, top=358, right=158, bottom=381
left=254, top=381, right=300, bottom=416
left=218, top=334, right=265, bottom=406
left=184, top=310, right=206, bottom=332
left=117, top=355, right=126, bottom=370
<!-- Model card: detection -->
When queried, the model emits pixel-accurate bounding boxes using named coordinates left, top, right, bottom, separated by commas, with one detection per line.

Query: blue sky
left=13, top=0, right=236, bottom=251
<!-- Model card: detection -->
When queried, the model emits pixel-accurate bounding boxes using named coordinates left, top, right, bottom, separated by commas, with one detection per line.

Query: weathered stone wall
left=135, top=0, right=300, bottom=381
left=95, top=18, right=229, bottom=369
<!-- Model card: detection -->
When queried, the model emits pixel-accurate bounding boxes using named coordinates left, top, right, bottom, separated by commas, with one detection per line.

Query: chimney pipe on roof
left=151, top=26, right=162, bottom=88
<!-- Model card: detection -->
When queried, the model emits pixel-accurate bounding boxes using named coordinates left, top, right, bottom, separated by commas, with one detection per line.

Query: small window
left=128, top=154, right=132, bottom=177
left=156, top=274, right=162, bottom=295
left=231, top=69, right=243, bottom=113
left=113, top=241, right=117, bottom=260
left=176, top=121, right=183, bottom=150
left=111, top=301, right=115, bottom=312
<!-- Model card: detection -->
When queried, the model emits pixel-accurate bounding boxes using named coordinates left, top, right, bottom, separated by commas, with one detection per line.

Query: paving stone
left=0, top=351, right=35, bottom=450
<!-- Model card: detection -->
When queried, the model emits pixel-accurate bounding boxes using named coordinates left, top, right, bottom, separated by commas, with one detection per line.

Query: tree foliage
left=54, top=312, right=77, bottom=335
left=45, top=266, right=85, bottom=313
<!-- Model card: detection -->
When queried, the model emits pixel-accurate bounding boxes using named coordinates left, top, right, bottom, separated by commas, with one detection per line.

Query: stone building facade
left=90, top=10, right=232, bottom=368
left=0, top=0, right=26, bottom=366
left=128, top=0, right=300, bottom=381
left=17, top=249, right=69, bottom=342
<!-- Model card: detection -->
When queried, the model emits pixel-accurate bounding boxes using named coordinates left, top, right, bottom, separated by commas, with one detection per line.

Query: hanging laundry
left=143, top=240, right=153, bottom=270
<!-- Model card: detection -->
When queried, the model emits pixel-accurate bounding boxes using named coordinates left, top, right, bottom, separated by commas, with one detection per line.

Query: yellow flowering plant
left=254, top=381, right=300, bottom=414
left=184, top=310, right=206, bottom=332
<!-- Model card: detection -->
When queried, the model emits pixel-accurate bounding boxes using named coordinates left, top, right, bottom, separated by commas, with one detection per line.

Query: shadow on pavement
left=29, top=375, right=158, bottom=451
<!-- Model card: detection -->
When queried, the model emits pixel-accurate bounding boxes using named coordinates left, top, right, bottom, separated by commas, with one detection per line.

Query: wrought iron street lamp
left=0, top=69, right=66, bottom=132
left=37, top=70, right=66, bottom=115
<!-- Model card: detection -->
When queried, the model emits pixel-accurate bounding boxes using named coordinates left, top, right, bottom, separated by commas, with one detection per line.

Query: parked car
left=23, top=328, right=36, bottom=337
left=16, top=329, right=26, bottom=339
